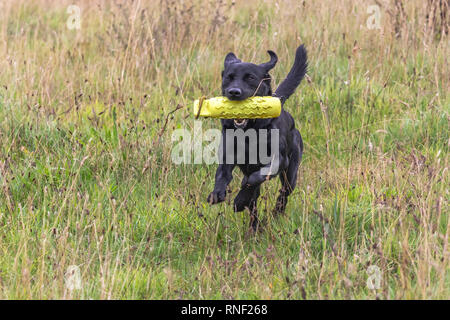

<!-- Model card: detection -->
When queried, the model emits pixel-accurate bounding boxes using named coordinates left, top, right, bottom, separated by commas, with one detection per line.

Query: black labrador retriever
left=207, top=45, right=308, bottom=231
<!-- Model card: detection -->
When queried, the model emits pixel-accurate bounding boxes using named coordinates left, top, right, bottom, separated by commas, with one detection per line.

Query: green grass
left=0, top=0, right=448, bottom=299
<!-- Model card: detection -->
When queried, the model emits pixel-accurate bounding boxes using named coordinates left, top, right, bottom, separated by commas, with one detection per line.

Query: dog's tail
left=274, top=45, right=308, bottom=104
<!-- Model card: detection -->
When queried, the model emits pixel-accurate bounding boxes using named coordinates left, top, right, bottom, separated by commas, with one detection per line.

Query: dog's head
left=221, top=51, right=278, bottom=128
left=221, top=50, right=277, bottom=100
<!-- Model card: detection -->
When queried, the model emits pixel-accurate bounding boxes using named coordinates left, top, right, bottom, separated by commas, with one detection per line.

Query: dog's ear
left=259, top=50, right=278, bottom=72
left=224, top=52, right=241, bottom=68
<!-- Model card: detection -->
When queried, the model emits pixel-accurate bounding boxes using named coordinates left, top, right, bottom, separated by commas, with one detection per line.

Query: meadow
left=0, top=0, right=448, bottom=299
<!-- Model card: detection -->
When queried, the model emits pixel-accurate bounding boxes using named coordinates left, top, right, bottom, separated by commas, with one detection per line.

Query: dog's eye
left=227, top=74, right=234, bottom=81
left=245, top=74, right=256, bottom=81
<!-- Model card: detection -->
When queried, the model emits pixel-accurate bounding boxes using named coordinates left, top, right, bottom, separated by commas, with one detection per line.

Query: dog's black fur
left=207, top=45, right=308, bottom=231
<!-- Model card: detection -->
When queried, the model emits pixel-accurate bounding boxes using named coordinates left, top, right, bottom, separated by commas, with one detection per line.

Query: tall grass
left=0, top=0, right=448, bottom=299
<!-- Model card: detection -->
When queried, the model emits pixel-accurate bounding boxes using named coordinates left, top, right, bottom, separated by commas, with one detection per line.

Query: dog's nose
left=227, top=88, right=242, bottom=98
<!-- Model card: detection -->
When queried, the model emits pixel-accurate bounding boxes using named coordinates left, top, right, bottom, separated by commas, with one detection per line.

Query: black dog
left=207, top=45, right=308, bottom=231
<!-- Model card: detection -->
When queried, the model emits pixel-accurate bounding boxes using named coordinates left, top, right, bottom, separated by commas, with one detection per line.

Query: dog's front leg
left=207, top=163, right=235, bottom=204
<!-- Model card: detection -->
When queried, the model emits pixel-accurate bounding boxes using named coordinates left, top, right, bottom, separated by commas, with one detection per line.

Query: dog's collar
left=233, top=119, right=249, bottom=129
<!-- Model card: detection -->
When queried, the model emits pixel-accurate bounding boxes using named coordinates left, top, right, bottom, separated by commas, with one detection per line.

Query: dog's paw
left=233, top=200, right=246, bottom=212
left=207, top=190, right=226, bottom=204
left=233, top=189, right=253, bottom=212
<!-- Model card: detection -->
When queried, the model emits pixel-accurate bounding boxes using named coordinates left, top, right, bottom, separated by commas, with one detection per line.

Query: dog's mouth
left=233, top=119, right=248, bottom=128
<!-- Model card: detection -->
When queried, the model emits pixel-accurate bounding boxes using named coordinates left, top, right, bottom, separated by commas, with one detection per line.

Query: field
left=0, top=0, right=448, bottom=299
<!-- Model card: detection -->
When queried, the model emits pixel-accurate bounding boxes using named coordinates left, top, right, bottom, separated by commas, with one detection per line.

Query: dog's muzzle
left=233, top=119, right=248, bottom=129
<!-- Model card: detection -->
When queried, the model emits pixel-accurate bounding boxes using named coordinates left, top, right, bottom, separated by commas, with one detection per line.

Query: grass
left=0, top=0, right=448, bottom=299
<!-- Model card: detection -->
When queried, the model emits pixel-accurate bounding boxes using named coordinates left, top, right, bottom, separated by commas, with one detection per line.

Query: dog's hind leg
left=275, top=129, right=303, bottom=214
left=248, top=185, right=261, bottom=231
